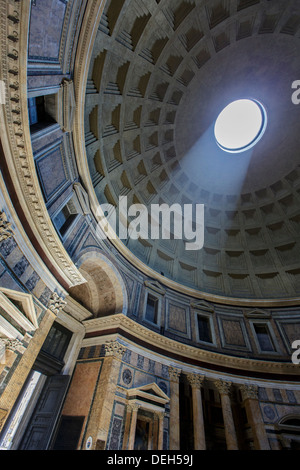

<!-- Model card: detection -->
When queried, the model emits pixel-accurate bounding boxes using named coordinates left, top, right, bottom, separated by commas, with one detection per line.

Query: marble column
left=214, top=380, right=239, bottom=450
left=240, top=384, right=270, bottom=450
left=128, top=404, right=140, bottom=450
left=187, top=373, right=206, bottom=450
left=168, top=366, right=181, bottom=450
left=157, top=411, right=165, bottom=450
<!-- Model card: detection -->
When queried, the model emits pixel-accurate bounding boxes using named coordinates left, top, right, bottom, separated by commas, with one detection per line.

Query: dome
left=1, top=0, right=300, bottom=453
left=83, top=0, right=300, bottom=302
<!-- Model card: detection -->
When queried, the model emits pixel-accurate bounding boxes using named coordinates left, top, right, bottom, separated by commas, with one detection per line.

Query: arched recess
left=276, top=415, right=300, bottom=450
left=277, top=415, right=300, bottom=430
left=68, top=250, right=128, bottom=317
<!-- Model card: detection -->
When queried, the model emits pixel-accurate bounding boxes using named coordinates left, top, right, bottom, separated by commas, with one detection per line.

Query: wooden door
left=19, top=374, right=70, bottom=450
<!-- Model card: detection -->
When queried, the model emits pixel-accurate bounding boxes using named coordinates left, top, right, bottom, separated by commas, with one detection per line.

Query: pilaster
left=240, top=384, right=270, bottom=450
left=83, top=340, right=126, bottom=450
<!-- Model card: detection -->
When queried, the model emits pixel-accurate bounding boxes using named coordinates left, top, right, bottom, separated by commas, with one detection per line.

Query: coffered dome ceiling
left=84, top=0, right=300, bottom=301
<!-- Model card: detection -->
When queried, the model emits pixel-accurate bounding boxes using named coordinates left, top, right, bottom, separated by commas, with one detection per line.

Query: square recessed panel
left=36, top=145, right=68, bottom=201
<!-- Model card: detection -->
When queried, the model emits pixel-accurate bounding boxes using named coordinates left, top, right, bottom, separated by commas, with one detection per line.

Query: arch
left=68, top=250, right=128, bottom=317
left=278, top=415, right=300, bottom=430
left=276, top=414, right=300, bottom=450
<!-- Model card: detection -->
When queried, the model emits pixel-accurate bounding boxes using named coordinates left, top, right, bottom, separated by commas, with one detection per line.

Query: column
left=83, top=340, right=126, bottom=450
left=148, top=420, right=153, bottom=450
left=187, top=373, right=206, bottom=450
left=214, top=380, right=239, bottom=450
left=153, top=414, right=159, bottom=450
left=240, top=384, right=270, bottom=450
left=168, top=366, right=181, bottom=450
left=157, top=411, right=165, bottom=450
left=128, top=404, right=140, bottom=450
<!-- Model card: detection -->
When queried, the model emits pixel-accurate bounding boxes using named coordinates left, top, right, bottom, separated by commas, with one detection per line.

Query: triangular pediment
left=127, top=382, right=169, bottom=403
left=138, top=383, right=169, bottom=400
left=144, top=280, right=166, bottom=295
left=244, top=308, right=271, bottom=319
left=0, top=287, right=38, bottom=336
left=190, top=300, right=214, bottom=312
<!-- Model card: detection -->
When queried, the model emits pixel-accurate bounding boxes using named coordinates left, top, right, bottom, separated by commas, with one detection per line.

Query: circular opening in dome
left=214, top=99, right=267, bottom=153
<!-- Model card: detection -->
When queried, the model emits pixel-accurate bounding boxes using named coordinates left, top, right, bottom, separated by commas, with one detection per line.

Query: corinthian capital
left=240, top=384, right=259, bottom=401
left=186, top=372, right=205, bottom=389
left=214, top=379, right=233, bottom=396
left=104, top=340, right=126, bottom=359
left=48, top=292, right=67, bottom=315
left=168, top=366, right=181, bottom=382
left=128, top=403, right=140, bottom=413
left=1, top=337, right=22, bottom=352
left=0, top=211, right=13, bottom=242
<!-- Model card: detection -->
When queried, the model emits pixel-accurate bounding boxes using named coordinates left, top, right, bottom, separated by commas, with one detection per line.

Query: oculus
left=214, top=99, right=267, bottom=153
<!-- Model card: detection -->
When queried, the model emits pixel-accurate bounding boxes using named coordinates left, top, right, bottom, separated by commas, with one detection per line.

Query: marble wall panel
left=62, top=361, right=102, bottom=418
left=165, top=298, right=190, bottom=338
left=35, top=145, right=68, bottom=201
left=28, top=0, right=67, bottom=63
left=217, top=315, right=251, bottom=352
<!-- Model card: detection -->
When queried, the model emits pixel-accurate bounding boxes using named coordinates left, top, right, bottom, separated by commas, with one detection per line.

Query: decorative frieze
left=83, top=314, right=300, bottom=378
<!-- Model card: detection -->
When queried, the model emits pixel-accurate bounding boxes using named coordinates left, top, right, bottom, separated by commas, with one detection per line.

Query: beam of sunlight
left=178, top=120, right=255, bottom=197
